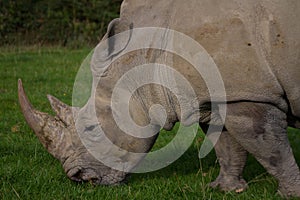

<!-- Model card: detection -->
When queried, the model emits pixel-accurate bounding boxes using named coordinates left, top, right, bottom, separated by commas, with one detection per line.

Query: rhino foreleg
left=210, top=130, right=248, bottom=192
left=224, top=102, right=300, bottom=197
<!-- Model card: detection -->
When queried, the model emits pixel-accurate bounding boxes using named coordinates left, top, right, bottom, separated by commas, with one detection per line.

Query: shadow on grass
left=126, top=128, right=300, bottom=189
left=129, top=142, right=266, bottom=186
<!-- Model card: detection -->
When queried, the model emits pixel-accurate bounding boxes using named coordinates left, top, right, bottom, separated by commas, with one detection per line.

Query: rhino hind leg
left=224, top=102, right=300, bottom=197
left=210, top=130, right=248, bottom=192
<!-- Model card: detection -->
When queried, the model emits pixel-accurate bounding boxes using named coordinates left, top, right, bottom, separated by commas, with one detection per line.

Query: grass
left=1, top=47, right=300, bottom=199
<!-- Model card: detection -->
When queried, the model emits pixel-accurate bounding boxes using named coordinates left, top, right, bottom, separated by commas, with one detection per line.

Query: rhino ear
left=107, top=19, right=133, bottom=56
left=47, top=94, right=79, bottom=126
left=91, top=19, right=133, bottom=75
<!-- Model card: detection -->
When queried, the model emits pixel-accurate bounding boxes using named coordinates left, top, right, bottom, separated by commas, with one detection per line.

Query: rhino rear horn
left=18, top=79, right=67, bottom=160
left=47, top=94, right=79, bottom=126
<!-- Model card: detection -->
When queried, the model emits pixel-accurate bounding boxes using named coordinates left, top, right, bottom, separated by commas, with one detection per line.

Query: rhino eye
left=84, top=124, right=96, bottom=132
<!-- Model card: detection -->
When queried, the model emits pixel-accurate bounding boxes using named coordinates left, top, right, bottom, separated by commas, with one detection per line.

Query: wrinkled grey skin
left=18, top=0, right=300, bottom=198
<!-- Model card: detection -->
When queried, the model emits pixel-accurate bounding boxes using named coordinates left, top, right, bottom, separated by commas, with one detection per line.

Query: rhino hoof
left=209, top=175, right=248, bottom=193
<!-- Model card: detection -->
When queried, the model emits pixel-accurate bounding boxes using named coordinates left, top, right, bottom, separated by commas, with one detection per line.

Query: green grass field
left=1, top=47, right=300, bottom=199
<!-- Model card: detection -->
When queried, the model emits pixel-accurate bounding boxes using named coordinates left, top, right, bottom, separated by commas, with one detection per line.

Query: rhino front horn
left=18, top=79, right=67, bottom=160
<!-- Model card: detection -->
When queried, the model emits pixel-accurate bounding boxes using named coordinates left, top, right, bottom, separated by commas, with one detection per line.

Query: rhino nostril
left=69, top=168, right=83, bottom=182
left=68, top=167, right=101, bottom=184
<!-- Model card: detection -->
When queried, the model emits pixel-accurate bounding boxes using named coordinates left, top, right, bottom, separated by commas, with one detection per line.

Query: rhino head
left=18, top=79, right=127, bottom=185
left=17, top=18, right=162, bottom=185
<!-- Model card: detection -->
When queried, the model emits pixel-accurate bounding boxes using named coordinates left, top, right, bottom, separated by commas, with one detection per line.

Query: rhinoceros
left=18, top=0, right=300, bottom=197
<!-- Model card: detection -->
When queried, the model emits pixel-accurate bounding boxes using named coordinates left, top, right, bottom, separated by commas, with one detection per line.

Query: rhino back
left=94, top=0, right=299, bottom=119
